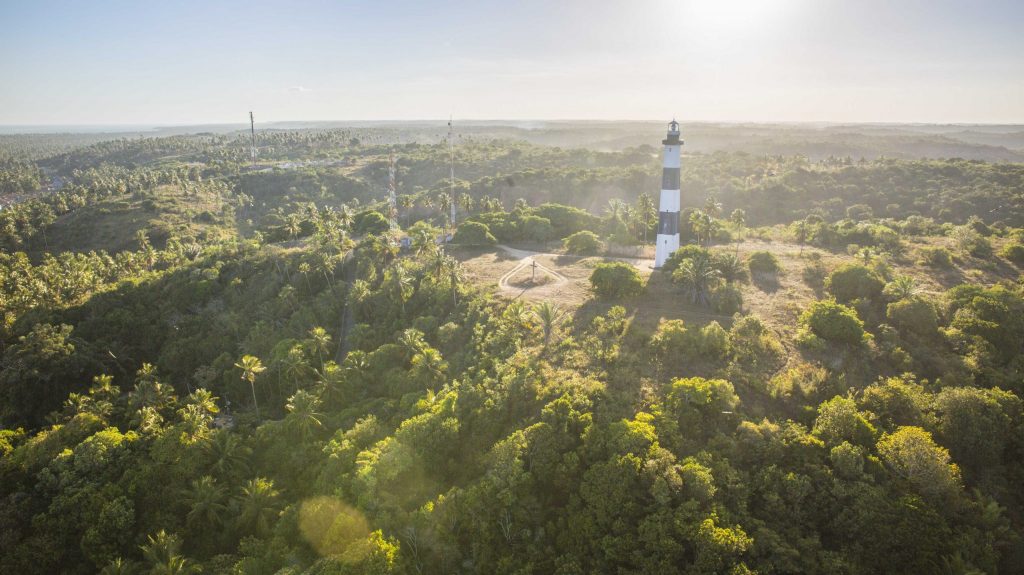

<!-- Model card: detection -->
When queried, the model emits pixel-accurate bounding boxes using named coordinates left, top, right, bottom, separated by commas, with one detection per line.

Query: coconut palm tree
left=704, top=195, right=723, bottom=219
left=204, top=431, right=252, bottom=481
left=412, top=347, right=448, bottom=388
left=440, top=255, right=465, bottom=306
left=99, top=557, right=138, bottom=575
left=386, top=264, right=414, bottom=315
left=140, top=531, right=196, bottom=575
left=398, top=195, right=415, bottom=227
left=183, top=475, right=228, bottom=529
left=306, top=327, right=332, bottom=370
left=234, top=478, right=281, bottom=537
left=438, top=192, right=453, bottom=234
left=730, top=209, right=746, bottom=255
left=284, top=390, right=323, bottom=441
left=235, top=355, right=266, bottom=419
left=637, top=192, right=655, bottom=245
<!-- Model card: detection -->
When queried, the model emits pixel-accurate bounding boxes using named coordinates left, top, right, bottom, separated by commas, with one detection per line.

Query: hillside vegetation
left=0, top=126, right=1022, bottom=575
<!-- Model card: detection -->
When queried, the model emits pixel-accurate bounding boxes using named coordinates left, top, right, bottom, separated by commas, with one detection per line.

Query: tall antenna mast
left=249, top=111, right=257, bottom=168
left=448, top=117, right=456, bottom=229
left=387, top=151, right=398, bottom=231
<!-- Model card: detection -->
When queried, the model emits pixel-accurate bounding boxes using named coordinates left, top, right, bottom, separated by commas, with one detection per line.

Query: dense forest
left=1, top=126, right=1023, bottom=574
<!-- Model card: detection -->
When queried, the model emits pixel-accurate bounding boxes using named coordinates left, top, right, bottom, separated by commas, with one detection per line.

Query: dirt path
left=497, top=253, right=568, bottom=294
left=496, top=244, right=655, bottom=271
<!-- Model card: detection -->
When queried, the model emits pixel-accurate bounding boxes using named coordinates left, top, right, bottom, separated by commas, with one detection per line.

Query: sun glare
left=680, top=0, right=800, bottom=34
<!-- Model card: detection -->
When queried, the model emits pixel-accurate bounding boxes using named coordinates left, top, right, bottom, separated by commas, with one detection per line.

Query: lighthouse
left=654, top=119, right=682, bottom=268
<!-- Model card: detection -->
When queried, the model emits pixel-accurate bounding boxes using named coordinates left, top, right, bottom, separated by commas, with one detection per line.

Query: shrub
left=825, top=264, right=884, bottom=303
left=887, top=298, right=938, bottom=336
left=452, top=221, right=496, bottom=246
left=1000, top=243, right=1024, bottom=266
left=663, top=245, right=709, bottom=273
left=564, top=230, right=603, bottom=255
left=352, top=210, right=390, bottom=235
left=748, top=251, right=781, bottom=277
left=951, top=226, right=993, bottom=258
left=802, top=254, right=827, bottom=290
left=813, top=396, right=876, bottom=447
left=518, top=215, right=553, bottom=243
left=589, top=262, right=643, bottom=299
left=709, top=284, right=743, bottom=315
left=535, top=203, right=600, bottom=238
left=799, top=300, right=866, bottom=346
left=713, top=253, right=747, bottom=283
left=919, top=247, right=953, bottom=268
left=697, top=321, right=730, bottom=359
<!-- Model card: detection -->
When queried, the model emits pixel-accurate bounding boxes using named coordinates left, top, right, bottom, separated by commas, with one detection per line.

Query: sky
left=1, top=0, right=1022, bottom=126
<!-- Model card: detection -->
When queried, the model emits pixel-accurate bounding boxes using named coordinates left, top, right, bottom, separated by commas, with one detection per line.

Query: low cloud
left=288, top=86, right=312, bottom=93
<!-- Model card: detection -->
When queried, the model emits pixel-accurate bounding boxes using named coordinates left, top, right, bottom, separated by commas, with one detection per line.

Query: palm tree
left=715, top=253, right=747, bottom=283
left=604, top=198, right=627, bottom=226
left=285, top=213, right=303, bottom=240
left=235, top=355, right=266, bottom=419
left=285, top=390, right=323, bottom=441
left=637, top=192, right=655, bottom=245
left=337, top=204, right=354, bottom=233
left=884, top=275, right=921, bottom=300
left=306, top=327, right=332, bottom=369
left=730, top=209, right=746, bottom=255
left=412, top=347, right=448, bottom=388
left=99, top=558, right=138, bottom=575
left=690, top=210, right=720, bottom=248
left=234, top=478, right=281, bottom=537
left=183, top=476, right=228, bottom=529
left=533, top=302, right=565, bottom=348
left=398, top=195, right=414, bottom=227
left=140, top=531, right=196, bottom=575
left=204, top=431, right=252, bottom=481
left=704, top=195, right=723, bottom=219
left=398, top=328, right=428, bottom=359
left=386, top=264, right=414, bottom=315
left=411, top=226, right=438, bottom=257
left=438, top=192, right=453, bottom=235
left=673, top=256, right=721, bottom=306
left=440, top=255, right=464, bottom=306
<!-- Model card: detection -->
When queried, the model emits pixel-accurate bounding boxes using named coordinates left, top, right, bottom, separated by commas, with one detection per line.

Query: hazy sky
left=1, top=0, right=1022, bottom=125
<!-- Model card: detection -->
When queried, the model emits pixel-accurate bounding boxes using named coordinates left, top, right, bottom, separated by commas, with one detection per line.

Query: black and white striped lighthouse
left=655, top=119, right=682, bottom=268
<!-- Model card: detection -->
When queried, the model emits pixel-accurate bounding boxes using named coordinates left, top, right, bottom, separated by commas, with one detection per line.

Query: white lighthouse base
left=654, top=233, right=679, bottom=269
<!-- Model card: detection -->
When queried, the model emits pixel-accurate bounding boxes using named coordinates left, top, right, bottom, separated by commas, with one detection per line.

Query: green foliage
left=919, top=246, right=954, bottom=268
left=1, top=131, right=1023, bottom=575
left=563, top=230, right=602, bottom=255
left=798, top=300, right=867, bottom=346
left=887, top=297, right=938, bottom=337
left=877, top=426, right=962, bottom=498
left=452, top=221, right=496, bottom=245
left=589, top=262, right=643, bottom=299
left=1000, top=243, right=1024, bottom=266
left=352, top=210, right=389, bottom=235
left=662, top=244, right=708, bottom=274
left=826, top=263, right=885, bottom=303
left=747, top=251, right=781, bottom=278
left=812, top=396, right=877, bottom=447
